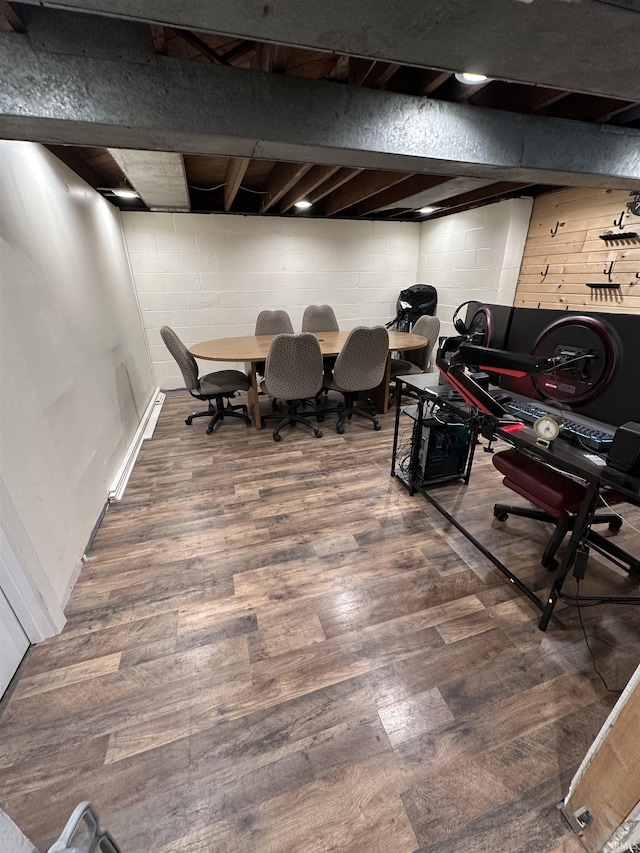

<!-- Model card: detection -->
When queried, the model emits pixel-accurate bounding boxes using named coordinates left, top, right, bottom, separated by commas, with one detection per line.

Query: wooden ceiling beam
left=278, top=165, right=341, bottom=213
left=421, top=71, right=452, bottom=96
left=0, top=0, right=25, bottom=31
left=176, top=30, right=231, bottom=65
left=45, top=145, right=106, bottom=187
left=356, top=175, right=452, bottom=216
left=324, top=170, right=411, bottom=216
left=260, top=162, right=313, bottom=212
left=306, top=168, right=364, bottom=204
left=223, top=157, right=250, bottom=211
left=221, top=40, right=256, bottom=63
left=150, top=24, right=167, bottom=55
left=373, top=62, right=401, bottom=89
left=430, top=181, right=535, bottom=216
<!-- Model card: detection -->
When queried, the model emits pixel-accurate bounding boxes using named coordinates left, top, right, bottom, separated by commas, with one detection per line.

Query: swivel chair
left=260, top=332, right=324, bottom=442
left=254, top=309, right=295, bottom=385
left=321, top=326, right=389, bottom=434
left=302, top=304, right=340, bottom=397
left=160, top=326, right=251, bottom=434
left=301, top=304, right=339, bottom=333
left=492, top=448, right=627, bottom=572
left=48, top=801, right=121, bottom=853
left=390, top=314, right=440, bottom=378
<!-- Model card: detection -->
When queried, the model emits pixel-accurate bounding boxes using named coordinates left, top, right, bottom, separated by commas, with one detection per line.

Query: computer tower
left=417, top=419, right=472, bottom=485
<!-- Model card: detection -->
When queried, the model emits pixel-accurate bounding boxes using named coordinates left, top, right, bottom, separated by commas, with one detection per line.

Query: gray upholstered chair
left=255, top=309, right=294, bottom=336
left=160, top=326, right=251, bottom=434
left=390, top=314, right=440, bottom=378
left=301, top=304, right=339, bottom=333
left=322, top=326, right=389, bottom=433
left=302, top=304, right=340, bottom=397
left=254, top=309, right=295, bottom=383
left=260, top=333, right=324, bottom=442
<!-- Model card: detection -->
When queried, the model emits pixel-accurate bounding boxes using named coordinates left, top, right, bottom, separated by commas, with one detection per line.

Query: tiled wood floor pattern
left=1, top=390, right=639, bottom=852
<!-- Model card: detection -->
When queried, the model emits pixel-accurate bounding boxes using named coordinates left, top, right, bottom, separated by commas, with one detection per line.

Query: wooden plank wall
left=514, top=188, right=640, bottom=314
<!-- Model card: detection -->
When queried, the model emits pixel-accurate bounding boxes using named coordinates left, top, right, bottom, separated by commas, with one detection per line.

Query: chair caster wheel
left=185, top=417, right=193, bottom=425
left=316, top=414, right=324, bottom=423
left=273, top=432, right=282, bottom=442
left=336, top=424, right=345, bottom=434
left=494, top=511, right=508, bottom=522
left=314, top=429, right=322, bottom=438
left=374, top=422, right=381, bottom=431
left=609, top=517, right=623, bottom=533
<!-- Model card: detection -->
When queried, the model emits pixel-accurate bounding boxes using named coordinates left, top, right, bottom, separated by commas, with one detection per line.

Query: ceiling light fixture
left=418, top=206, right=441, bottom=215
left=454, top=72, right=489, bottom=85
left=294, top=200, right=312, bottom=210
left=112, top=188, right=139, bottom=199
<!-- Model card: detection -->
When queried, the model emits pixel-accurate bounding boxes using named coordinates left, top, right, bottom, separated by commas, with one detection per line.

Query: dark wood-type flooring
left=1, top=390, right=639, bottom=852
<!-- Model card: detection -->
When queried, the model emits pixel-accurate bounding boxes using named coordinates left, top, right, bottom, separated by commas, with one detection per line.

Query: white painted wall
left=0, top=142, right=156, bottom=615
left=417, top=197, right=534, bottom=337
left=123, top=198, right=533, bottom=390
left=122, top=212, right=421, bottom=388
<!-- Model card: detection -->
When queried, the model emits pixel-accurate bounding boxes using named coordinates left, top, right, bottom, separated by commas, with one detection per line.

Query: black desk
left=393, top=373, right=640, bottom=630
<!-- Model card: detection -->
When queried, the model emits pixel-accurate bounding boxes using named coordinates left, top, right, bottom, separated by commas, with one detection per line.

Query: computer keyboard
left=501, top=397, right=615, bottom=452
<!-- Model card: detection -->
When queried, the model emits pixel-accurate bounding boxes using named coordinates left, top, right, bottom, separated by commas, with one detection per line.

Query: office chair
left=254, top=309, right=295, bottom=392
left=47, top=801, right=122, bottom=852
left=160, top=326, right=251, bottom=434
left=321, top=326, right=389, bottom=433
left=260, top=332, right=324, bottom=442
left=302, top=304, right=340, bottom=398
left=390, top=314, right=440, bottom=378
left=301, top=304, right=339, bottom=333
left=492, top=448, right=625, bottom=572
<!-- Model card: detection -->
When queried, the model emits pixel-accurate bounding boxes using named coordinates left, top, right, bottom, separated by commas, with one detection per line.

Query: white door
left=0, top=587, right=29, bottom=697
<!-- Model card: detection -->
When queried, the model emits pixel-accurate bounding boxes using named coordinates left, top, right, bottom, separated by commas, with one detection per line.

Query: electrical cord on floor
left=575, top=579, right=621, bottom=695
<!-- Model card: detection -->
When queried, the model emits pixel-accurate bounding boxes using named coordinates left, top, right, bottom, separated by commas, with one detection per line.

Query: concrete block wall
left=122, top=198, right=533, bottom=390
left=416, top=197, right=533, bottom=337
left=122, top=213, right=421, bottom=389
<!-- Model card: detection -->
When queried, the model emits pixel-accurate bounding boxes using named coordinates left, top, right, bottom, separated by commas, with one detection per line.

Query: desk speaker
left=606, top=421, right=640, bottom=474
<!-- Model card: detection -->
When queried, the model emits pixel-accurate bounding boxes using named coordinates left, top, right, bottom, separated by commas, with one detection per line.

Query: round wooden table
left=190, top=329, right=427, bottom=429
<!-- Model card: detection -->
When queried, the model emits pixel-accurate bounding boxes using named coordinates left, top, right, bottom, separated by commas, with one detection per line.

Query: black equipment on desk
left=500, top=395, right=616, bottom=452
left=607, top=422, right=640, bottom=474
left=416, top=418, right=472, bottom=486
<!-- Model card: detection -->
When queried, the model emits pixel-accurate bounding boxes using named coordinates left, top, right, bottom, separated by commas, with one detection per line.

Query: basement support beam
left=16, top=0, right=640, bottom=102
left=1, top=23, right=640, bottom=190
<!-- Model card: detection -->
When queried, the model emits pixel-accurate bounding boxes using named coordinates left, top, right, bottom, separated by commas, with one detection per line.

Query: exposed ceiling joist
left=306, top=169, right=364, bottom=204
left=278, top=165, right=341, bottom=213
left=17, top=0, right=640, bottom=101
left=0, top=0, right=25, bottom=31
left=356, top=175, right=452, bottom=216
left=260, top=162, right=313, bottom=212
left=325, top=171, right=411, bottom=216
left=223, top=157, right=249, bottom=211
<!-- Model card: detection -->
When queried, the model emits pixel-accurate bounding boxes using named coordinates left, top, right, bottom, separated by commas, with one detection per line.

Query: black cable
left=575, top=579, right=621, bottom=694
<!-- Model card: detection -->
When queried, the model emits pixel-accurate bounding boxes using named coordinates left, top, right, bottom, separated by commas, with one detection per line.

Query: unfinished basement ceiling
left=2, top=1, right=640, bottom=221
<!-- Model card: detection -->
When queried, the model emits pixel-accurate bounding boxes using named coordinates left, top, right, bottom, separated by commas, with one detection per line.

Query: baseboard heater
left=108, top=389, right=165, bottom=502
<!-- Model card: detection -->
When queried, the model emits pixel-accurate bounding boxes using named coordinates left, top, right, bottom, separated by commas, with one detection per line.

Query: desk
left=393, top=373, right=640, bottom=630
left=190, top=330, right=427, bottom=429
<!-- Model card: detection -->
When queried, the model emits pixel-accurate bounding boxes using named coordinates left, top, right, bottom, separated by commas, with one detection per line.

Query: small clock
left=533, top=414, right=561, bottom=447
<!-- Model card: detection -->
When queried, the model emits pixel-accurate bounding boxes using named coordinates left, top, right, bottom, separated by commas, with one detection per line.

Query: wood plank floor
left=1, top=390, right=639, bottom=852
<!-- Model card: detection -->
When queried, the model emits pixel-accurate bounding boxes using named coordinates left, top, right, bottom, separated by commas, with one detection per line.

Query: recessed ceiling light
left=294, top=200, right=312, bottom=210
left=112, top=188, right=139, bottom=199
left=454, top=72, right=489, bottom=84
left=418, top=206, right=441, bottom=215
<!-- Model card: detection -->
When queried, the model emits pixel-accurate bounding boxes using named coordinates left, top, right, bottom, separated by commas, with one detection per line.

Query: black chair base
left=493, top=502, right=622, bottom=572
left=186, top=395, right=250, bottom=434
left=261, top=399, right=322, bottom=442
left=320, top=391, right=381, bottom=434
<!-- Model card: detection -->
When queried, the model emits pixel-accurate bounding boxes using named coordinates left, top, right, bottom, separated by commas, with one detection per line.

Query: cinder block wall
left=122, top=199, right=533, bottom=390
